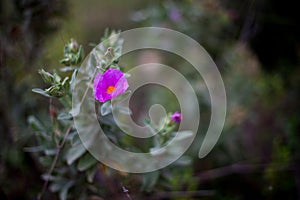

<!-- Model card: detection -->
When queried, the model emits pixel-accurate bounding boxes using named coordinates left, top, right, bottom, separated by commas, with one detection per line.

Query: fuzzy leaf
left=23, top=146, right=44, bottom=153
left=27, top=116, right=45, bottom=131
left=87, top=166, right=98, bottom=183
left=59, top=180, right=75, bottom=200
left=38, top=69, right=54, bottom=83
left=77, top=152, right=98, bottom=171
left=100, top=101, right=112, bottom=116
left=173, top=130, right=194, bottom=141
left=65, top=142, right=86, bottom=165
left=173, top=155, right=192, bottom=166
left=115, top=106, right=132, bottom=115
left=57, top=112, right=73, bottom=120
left=69, top=103, right=81, bottom=117
left=70, top=69, right=78, bottom=91
left=32, top=88, right=51, bottom=97
left=44, top=149, right=57, bottom=156
left=141, top=171, right=160, bottom=192
left=27, top=116, right=49, bottom=138
left=60, top=66, right=77, bottom=72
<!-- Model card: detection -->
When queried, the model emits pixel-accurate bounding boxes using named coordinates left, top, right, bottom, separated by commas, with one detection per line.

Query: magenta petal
left=171, top=111, right=182, bottom=123
left=94, top=68, right=129, bottom=102
left=112, top=74, right=129, bottom=98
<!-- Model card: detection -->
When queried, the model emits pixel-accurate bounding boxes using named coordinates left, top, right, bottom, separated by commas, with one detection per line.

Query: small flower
left=94, top=68, right=129, bottom=102
left=171, top=111, right=182, bottom=123
left=169, top=7, right=182, bottom=22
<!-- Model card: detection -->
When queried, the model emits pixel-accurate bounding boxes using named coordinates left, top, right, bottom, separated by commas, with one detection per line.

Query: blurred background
left=0, top=0, right=299, bottom=199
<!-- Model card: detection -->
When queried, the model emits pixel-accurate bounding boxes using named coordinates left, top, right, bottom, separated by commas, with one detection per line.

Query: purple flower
left=94, top=68, right=129, bottom=102
left=169, top=7, right=182, bottom=22
left=171, top=111, right=182, bottom=123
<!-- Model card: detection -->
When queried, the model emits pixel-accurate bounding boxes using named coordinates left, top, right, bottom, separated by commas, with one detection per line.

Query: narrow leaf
left=87, top=166, right=98, bottom=183
left=77, top=152, right=98, bottom=171
left=57, top=112, right=73, bottom=120
left=59, top=180, right=75, bottom=200
left=100, top=101, right=112, bottom=116
left=32, top=88, right=51, bottom=97
left=65, top=142, right=86, bottom=165
left=141, top=171, right=160, bottom=192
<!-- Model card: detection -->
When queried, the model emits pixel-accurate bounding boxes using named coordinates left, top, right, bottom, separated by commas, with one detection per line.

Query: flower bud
left=38, top=69, right=54, bottom=83
left=171, top=111, right=182, bottom=123
left=45, top=85, right=64, bottom=97
left=68, top=38, right=79, bottom=53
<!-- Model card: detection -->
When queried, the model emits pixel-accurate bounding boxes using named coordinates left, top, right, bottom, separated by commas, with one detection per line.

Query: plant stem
left=38, top=47, right=115, bottom=199
left=122, top=185, right=133, bottom=200
left=38, top=124, right=72, bottom=200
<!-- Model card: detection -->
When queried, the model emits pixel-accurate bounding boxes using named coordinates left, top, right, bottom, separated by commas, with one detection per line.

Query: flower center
left=106, top=86, right=116, bottom=94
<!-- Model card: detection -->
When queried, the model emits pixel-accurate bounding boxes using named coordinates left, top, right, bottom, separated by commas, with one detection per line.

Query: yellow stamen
left=107, top=86, right=116, bottom=94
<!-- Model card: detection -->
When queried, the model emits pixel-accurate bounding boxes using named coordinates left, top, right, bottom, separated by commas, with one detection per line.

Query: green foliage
left=60, top=39, right=85, bottom=66
left=22, top=1, right=299, bottom=199
left=132, top=1, right=300, bottom=199
left=30, top=35, right=108, bottom=199
left=29, top=30, right=194, bottom=199
left=141, top=171, right=160, bottom=193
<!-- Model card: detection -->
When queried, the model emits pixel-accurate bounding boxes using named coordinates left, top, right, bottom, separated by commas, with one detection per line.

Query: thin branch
left=78, top=49, right=113, bottom=107
left=195, top=162, right=291, bottom=182
left=38, top=67, right=97, bottom=200
left=122, top=185, right=133, bottom=200
left=38, top=47, right=115, bottom=199
left=79, top=68, right=98, bottom=107
left=38, top=124, right=73, bottom=200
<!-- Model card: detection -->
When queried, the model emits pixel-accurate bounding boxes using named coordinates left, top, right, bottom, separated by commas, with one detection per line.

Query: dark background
left=1, top=0, right=299, bottom=199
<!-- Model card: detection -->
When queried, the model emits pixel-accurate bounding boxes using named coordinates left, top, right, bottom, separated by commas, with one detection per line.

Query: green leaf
left=100, top=101, right=112, bottom=116
left=27, top=116, right=45, bottom=131
left=141, top=171, right=160, bottom=192
left=27, top=116, right=49, bottom=138
left=173, top=155, right=192, bottom=166
left=45, top=85, right=64, bottom=97
left=61, top=77, right=70, bottom=89
left=114, top=106, right=132, bottom=115
left=59, top=180, right=75, bottom=200
left=39, top=156, right=53, bottom=166
left=124, top=73, right=131, bottom=78
left=57, top=112, right=73, bottom=120
left=32, top=88, right=51, bottom=97
left=38, top=69, right=54, bottom=83
left=77, top=152, right=98, bottom=171
left=53, top=72, right=61, bottom=83
left=23, top=146, right=44, bottom=153
left=44, top=149, right=58, bottom=156
left=71, top=133, right=81, bottom=146
left=65, top=142, right=86, bottom=165
left=173, top=131, right=194, bottom=141
left=41, top=174, right=61, bottom=182
left=70, top=69, right=78, bottom=91
left=50, top=180, right=67, bottom=192
left=76, top=46, right=84, bottom=64
left=60, top=66, right=77, bottom=72
left=69, top=103, right=81, bottom=117
left=60, top=58, right=71, bottom=66
left=87, top=166, right=98, bottom=183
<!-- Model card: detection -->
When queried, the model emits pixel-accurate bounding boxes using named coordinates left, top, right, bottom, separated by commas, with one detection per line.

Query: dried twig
left=196, top=162, right=290, bottom=182
left=38, top=124, right=73, bottom=200
left=122, top=185, right=133, bottom=200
